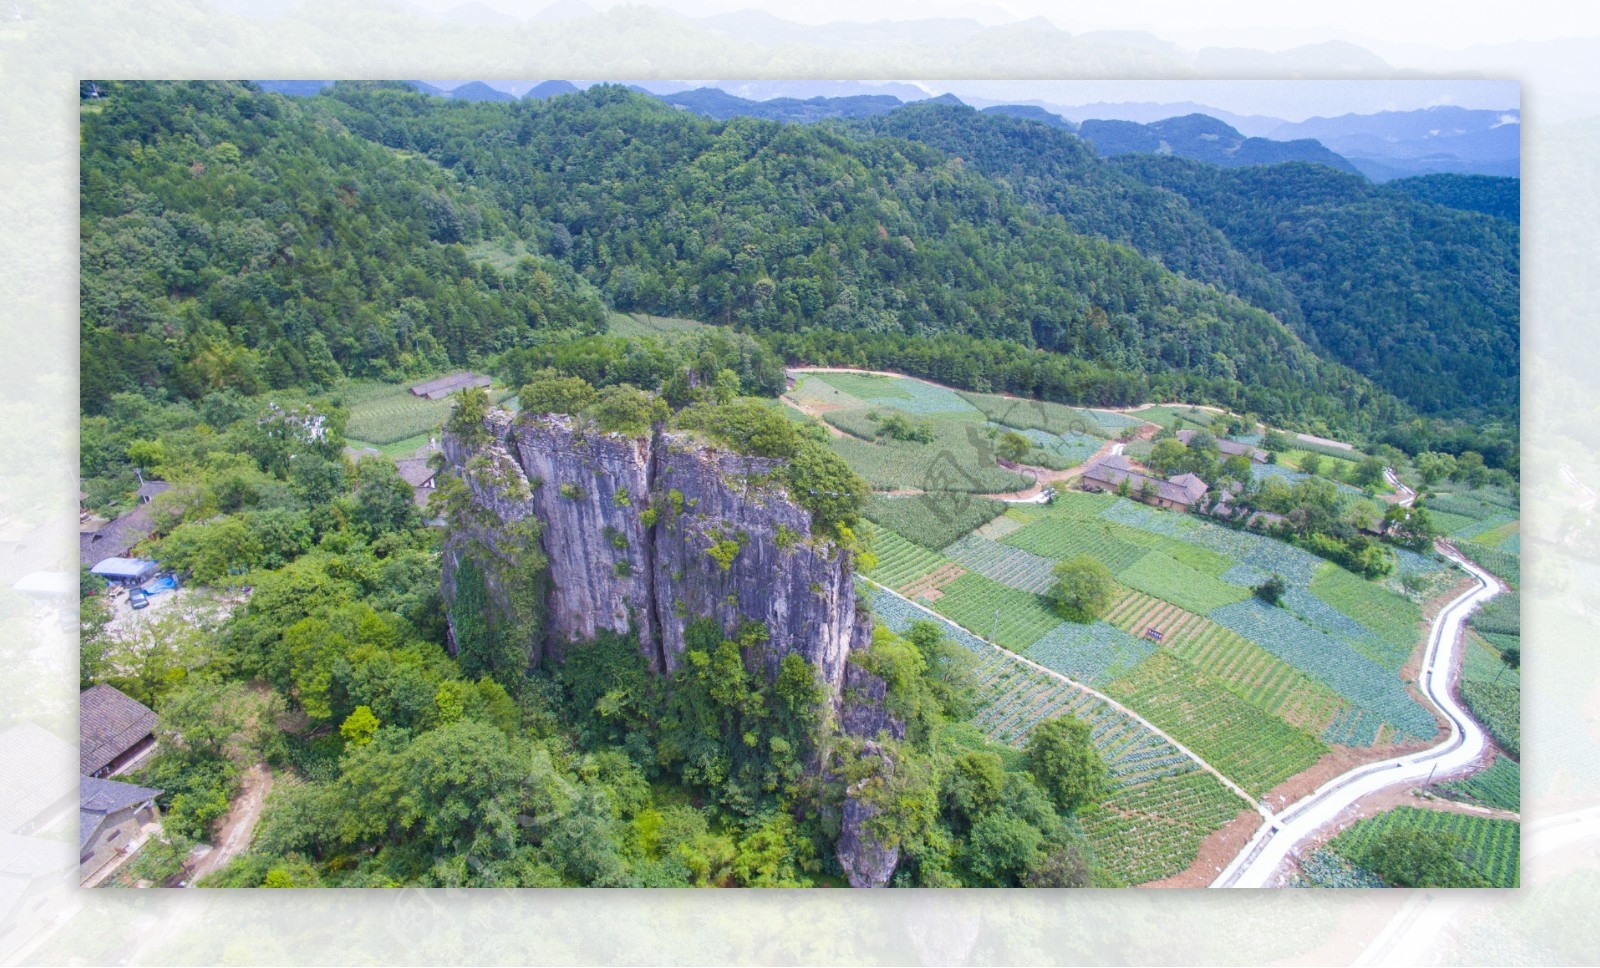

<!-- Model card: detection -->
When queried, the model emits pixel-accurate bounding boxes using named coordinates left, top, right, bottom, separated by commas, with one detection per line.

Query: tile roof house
left=78, top=503, right=156, bottom=569
left=1081, top=455, right=1211, bottom=511
left=135, top=480, right=171, bottom=503
left=78, top=776, right=162, bottom=884
left=409, top=372, right=491, bottom=400
left=79, top=685, right=157, bottom=779
left=393, top=457, right=438, bottom=508
left=1177, top=430, right=1268, bottom=463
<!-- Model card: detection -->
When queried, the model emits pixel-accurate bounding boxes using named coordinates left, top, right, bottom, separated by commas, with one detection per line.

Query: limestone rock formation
left=441, top=405, right=903, bottom=885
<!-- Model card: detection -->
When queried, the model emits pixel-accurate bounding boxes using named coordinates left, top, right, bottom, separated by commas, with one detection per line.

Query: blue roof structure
left=88, top=557, right=158, bottom=582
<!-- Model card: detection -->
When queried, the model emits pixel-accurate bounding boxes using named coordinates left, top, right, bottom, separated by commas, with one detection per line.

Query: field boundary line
left=859, top=576, right=1273, bottom=821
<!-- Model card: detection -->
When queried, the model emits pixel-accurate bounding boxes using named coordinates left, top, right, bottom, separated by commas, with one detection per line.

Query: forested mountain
left=1384, top=173, right=1520, bottom=225
left=80, top=81, right=1515, bottom=437
left=81, top=81, right=1413, bottom=436
left=1111, top=156, right=1520, bottom=419
left=79, top=81, right=609, bottom=413
left=838, top=103, right=1307, bottom=329
left=1076, top=114, right=1360, bottom=174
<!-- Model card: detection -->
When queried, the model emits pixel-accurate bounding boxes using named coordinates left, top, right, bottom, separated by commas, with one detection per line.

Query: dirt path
left=184, top=762, right=272, bottom=885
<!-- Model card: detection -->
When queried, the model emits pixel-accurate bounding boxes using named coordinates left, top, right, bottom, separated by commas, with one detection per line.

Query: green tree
left=997, top=431, right=1031, bottom=463
left=588, top=384, right=669, bottom=436
left=1356, top=827, right=1487, bottom=888
left=519, top=368, right=597, bottom=416
left=341, top=705, right=380, bottom=746
left=1025, top=716, right=1107, bottom=813
left=1254, top=575, right=1286, bottom=606
left=1415, top=451, right=1457, bottom=487
left=1352, top=455, right=1387, bottom=488
left=1047, top=556, right=1115, bottom=623
left=1148, top=437, right=1190, bottom=475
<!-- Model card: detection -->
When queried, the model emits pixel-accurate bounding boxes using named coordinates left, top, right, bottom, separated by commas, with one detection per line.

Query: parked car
left=128, top=589, right=149, bottom=610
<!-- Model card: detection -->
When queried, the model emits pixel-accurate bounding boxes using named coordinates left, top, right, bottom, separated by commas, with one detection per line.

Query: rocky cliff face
left=442, top=410, right=869, bottom=691
left=441, top=407, right=901, bottom=885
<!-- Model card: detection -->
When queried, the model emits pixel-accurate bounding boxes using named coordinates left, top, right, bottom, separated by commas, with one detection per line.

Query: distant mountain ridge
left=1077, top=114, right=1360, bottom=174
left=248, top=80, right=1516, bottom=183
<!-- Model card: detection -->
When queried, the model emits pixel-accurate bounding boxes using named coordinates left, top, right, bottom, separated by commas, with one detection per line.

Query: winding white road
left=1213, top=543, right=1504, bottom=887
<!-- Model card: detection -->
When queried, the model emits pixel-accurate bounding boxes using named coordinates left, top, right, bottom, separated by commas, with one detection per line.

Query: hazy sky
left=917, top=80, right=1520, bottom=122
left=402, top=0, right=1600, bottom=50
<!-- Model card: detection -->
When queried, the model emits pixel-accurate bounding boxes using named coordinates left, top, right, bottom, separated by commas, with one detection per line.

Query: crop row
left=1003, top=515, right=1153, bottom=575
left=1103, top=651, right=1327, bottom=797
left=1014, top=427, right=1104, bottom=467
left=931, top=573, right=1064, bottom=652
left=1104, top=590, right=1359, bottom=740
left=1208, top=599, right=1438, bottom=741
left=1329, top=806, right=1519, bottom=887
left=1174, top=522, right=1324, bottom=586
left=1024, top=619, right=1157, bottom=688
left=944, top=534, right=1059, bottom=594
left=1078, top=771, right=1252, bottom=886
left=1280, top=587, right=1406, bottom=671
left=1116, top=550, right=1252, bottom=615
left=860, top=523, right=947, bottom=588
left=1438, top=755, right=1520, bottom=813
left=863, top=492, right=1008, bottom=553
left=955, top=390, right=1114, bottom=439
left=1293, top=847, right=1388, bottom=888
left=814, top=372, right=979, bottom=415
left=1460, top=633, right=1520, bottom=759
left=858, top=584, right=990, bottom=656
left=1469, top=592, right=1521, bottom=637
left=825, top=411, right=1033, bottom=494
left=963, top=648, right=1197, bottom=787
left=1097, top=497, right=1199, bottom=537
left=1308, top=563, right=1424, bottom=656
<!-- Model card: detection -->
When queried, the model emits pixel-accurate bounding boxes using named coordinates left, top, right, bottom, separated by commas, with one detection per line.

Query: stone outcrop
left=441, top=406, right=903, bottom=885
left=835, top=742, right=901, bottom=889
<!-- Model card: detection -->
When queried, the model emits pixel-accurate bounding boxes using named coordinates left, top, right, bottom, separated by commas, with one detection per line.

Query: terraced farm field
left=956, top=390, right=1118, bottom=438
left=343, top=380, right=512, bottom=445
left=1439, top=755, right=1520, bottom=812
left=1079, top=771, right=1254, bottom=886
left=944, top=534, right=1058, bottom=594
left=860, top=523, right=948, bottom=589
left=825, top=412, right=1032, bottom=494
left=929, top=573, right=1062, bottom=652
left=1460, top=632, right=1520, bottom=759
left=812, top=372, right=978, bottom=415
left=1209, top=599, right=1439, bottom=742
left=1328, top=807, right=1519, bottom=887
left=863, top=493, right=1006, bottom=551
left=1308, top=563, right=1423, bottom=658
left=1104, top=652, right=1327, bottom=797
left=1104, top=591, right=1358, bottom=740
left=1003, top=513, right=1154, bottom=574
left=1025, top=620, right=1156, bottom=687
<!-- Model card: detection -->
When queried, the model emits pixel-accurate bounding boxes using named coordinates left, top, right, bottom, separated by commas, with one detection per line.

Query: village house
left=77, top=776, right=162, bottom=885
left=1081, top=455, right=1210, bottom=512
left=79, top=685, right=157, bottom=779
left=78, top=504, right=156, bottom=570
left=409, top=372, right=491, bottom=400
left=1177, top=429, right=1268, bottom=463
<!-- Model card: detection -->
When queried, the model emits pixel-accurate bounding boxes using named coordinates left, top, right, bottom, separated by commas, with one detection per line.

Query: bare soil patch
left=1143, top=809, right=1265, bottom=888
left=184, top=762, right=273, bottom=885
